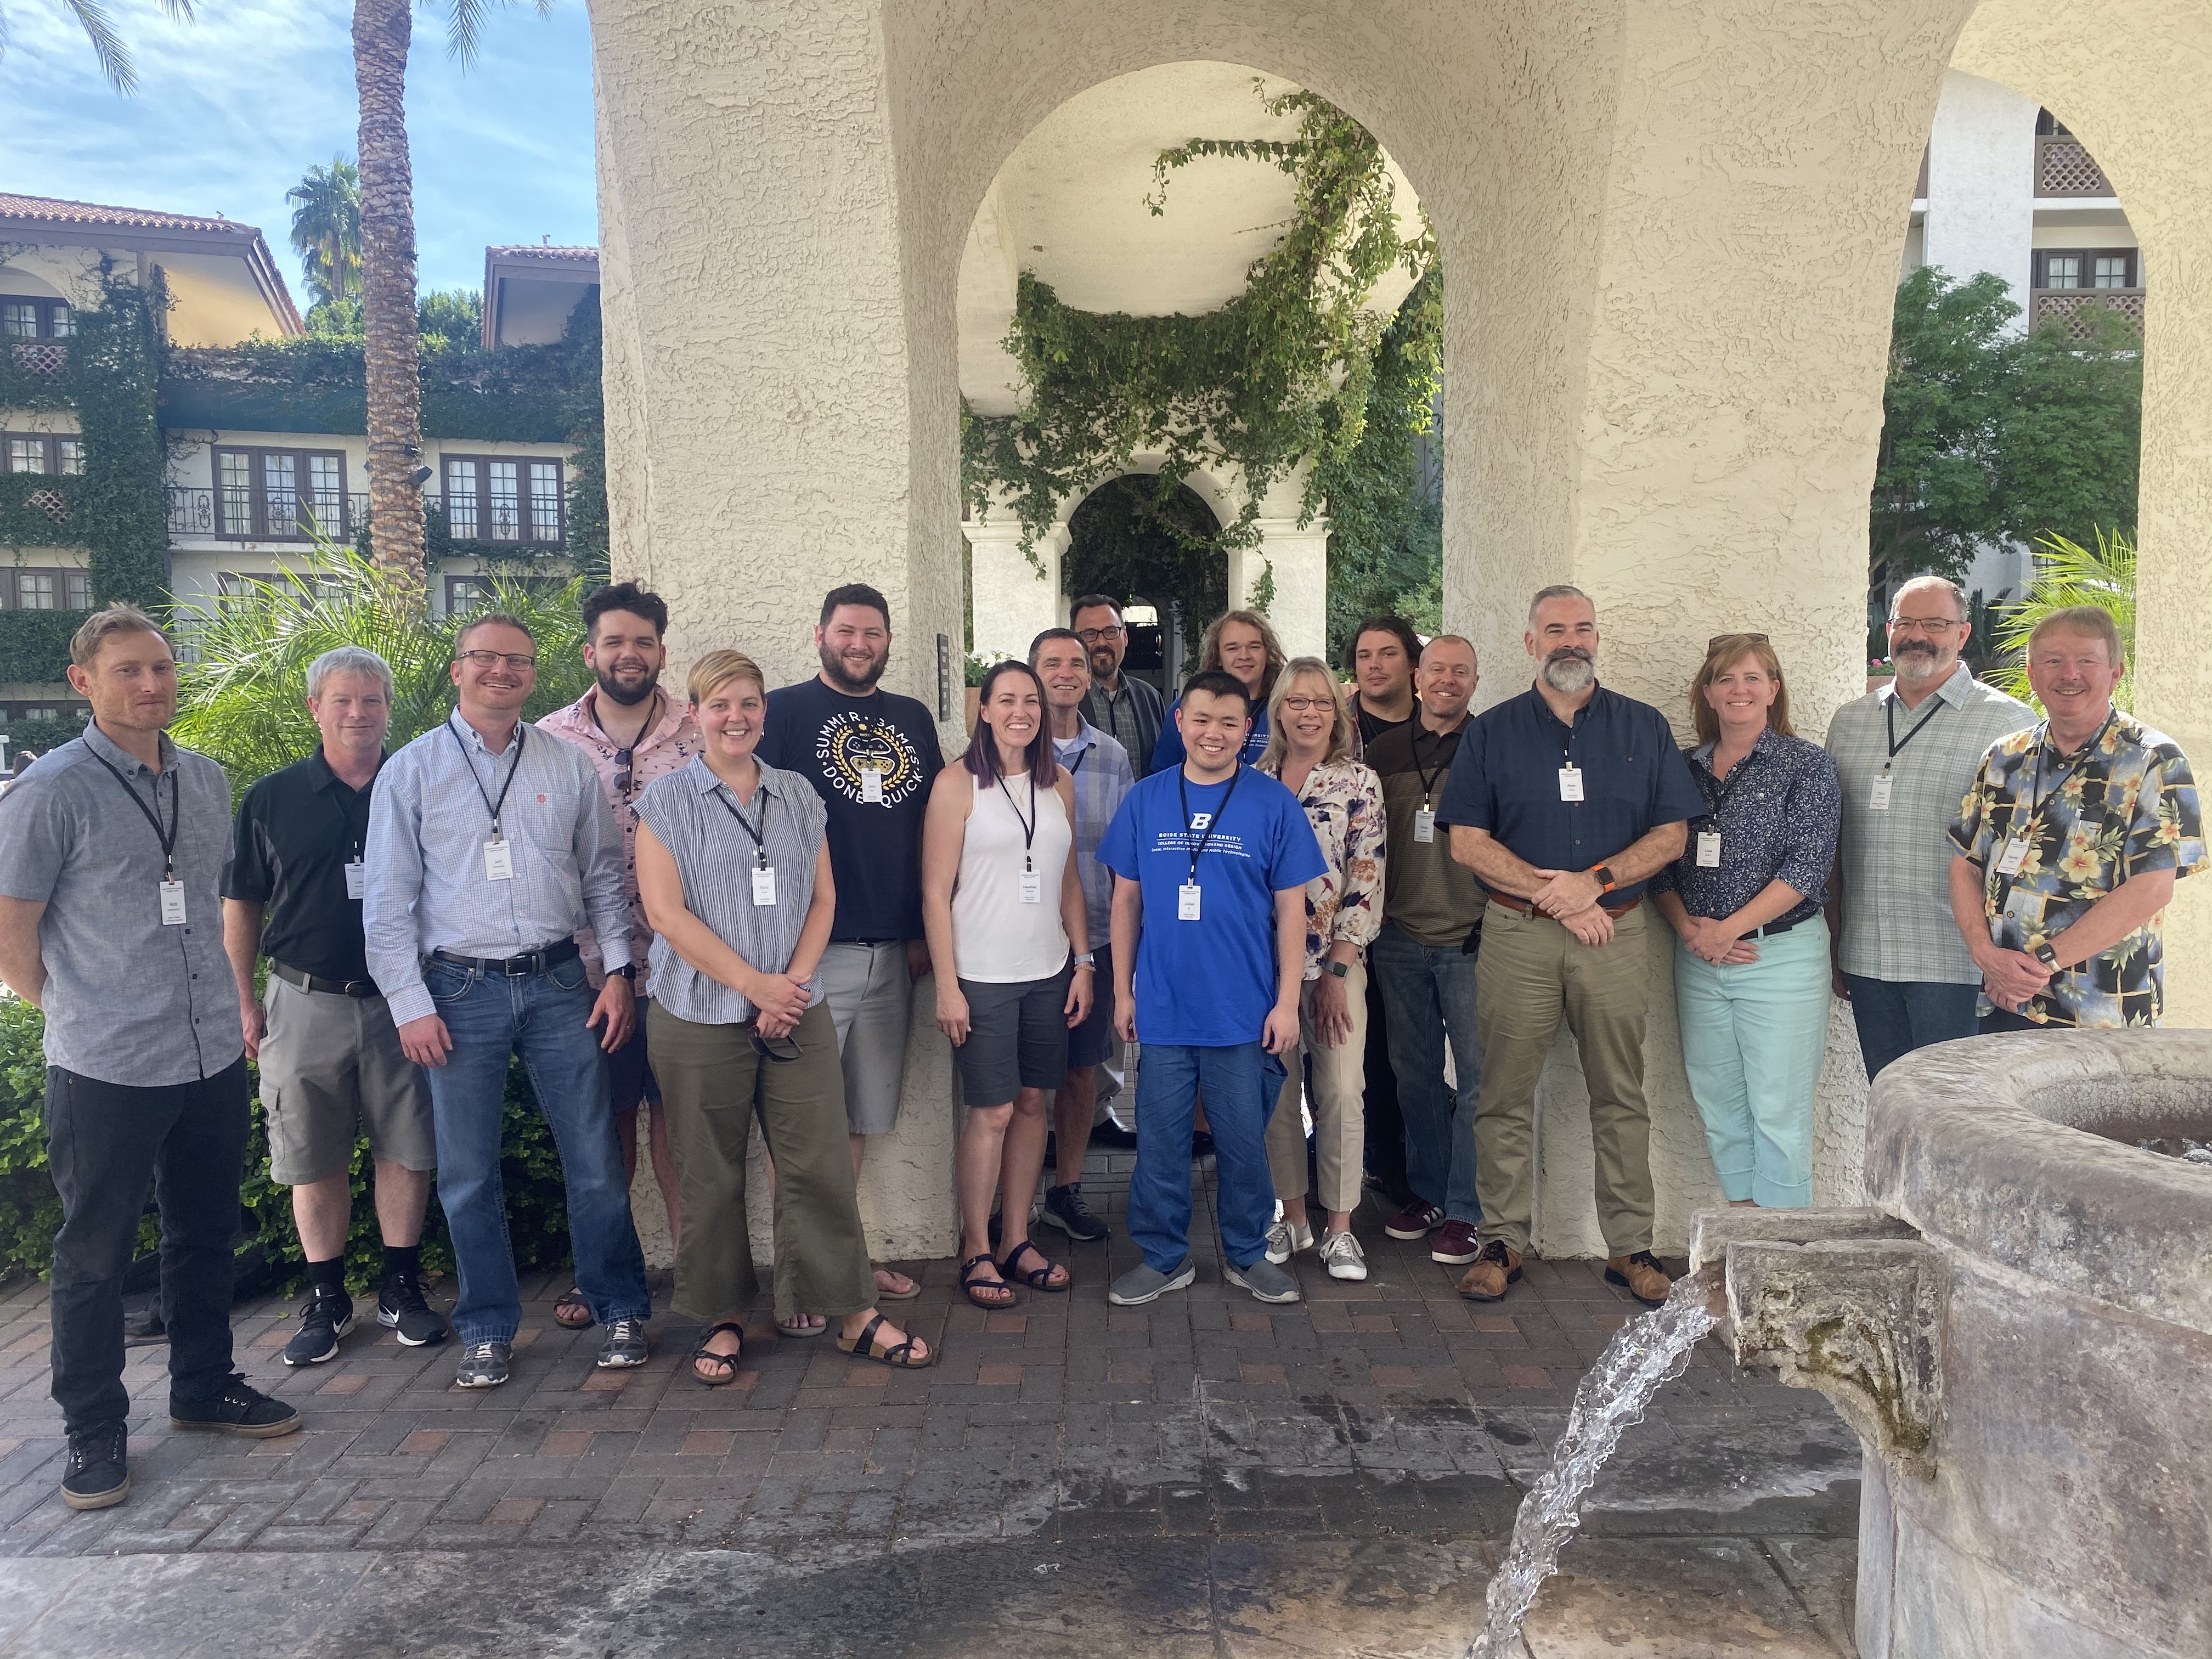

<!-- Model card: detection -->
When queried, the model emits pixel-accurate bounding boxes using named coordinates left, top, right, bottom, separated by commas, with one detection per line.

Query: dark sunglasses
left=751, top=1032, right=802, bottom=1063
left=613, top=747, right=634, bottom=795
left=1707, top=633, right=1770, bottom=649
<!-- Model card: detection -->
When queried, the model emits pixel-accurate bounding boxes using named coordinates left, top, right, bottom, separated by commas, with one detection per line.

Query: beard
left=1087, top=647, right=1118, bottom=680
left=594, top=663, right=659, bottom=707
left=820, top=640, right=889, bottom=693
left=1892, top=640, right=1944, bottom=682
left=1539, top=648, right=1595, bottom=695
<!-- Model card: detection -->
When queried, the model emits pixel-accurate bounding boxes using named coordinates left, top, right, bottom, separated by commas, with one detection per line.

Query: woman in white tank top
left=922, top=662, right=1092, bottom=1310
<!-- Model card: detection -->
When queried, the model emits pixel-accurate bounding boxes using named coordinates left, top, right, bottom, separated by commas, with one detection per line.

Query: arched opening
left=1063, top=475, right=1223, bottom=691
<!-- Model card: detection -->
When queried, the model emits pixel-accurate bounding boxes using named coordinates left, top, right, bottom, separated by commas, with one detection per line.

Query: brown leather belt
left=1486, top=892, right=1642, bottom=921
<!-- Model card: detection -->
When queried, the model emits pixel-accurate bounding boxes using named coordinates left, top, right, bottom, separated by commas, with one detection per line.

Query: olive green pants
left=1472, top=901, right=1656, bottom=1257
left=649, top=1000, right=876, bottom=1323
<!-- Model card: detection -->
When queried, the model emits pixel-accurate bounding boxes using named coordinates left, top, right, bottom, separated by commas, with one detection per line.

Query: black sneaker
left=1190, top=1130, right=1216, bottom=1160
left=281, top=1286, right=355, bottom=1367
left=1040, top=1183, right=1108, bottom=1243
left=1088, top=1114, right=1138, bottom=1150
left=170, top=1377, right=302, bottom=1439
left=377, top=1271, right=451, bottom=1348
left=59, top=1424, right=128, bottom=1511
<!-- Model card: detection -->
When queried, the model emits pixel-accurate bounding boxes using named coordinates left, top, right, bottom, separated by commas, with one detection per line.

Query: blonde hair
left=70, top=602, right=168, bottom=670
left=1258, top=657, right=1355, bottom=771
left=686, top=649, right=766, bottom=707
left=1198, top=608, right=1286, bottom=701
left=1691, top=634, right=1794, bottom=747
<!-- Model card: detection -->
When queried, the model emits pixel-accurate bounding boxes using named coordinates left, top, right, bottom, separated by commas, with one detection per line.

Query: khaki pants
left=1473, top=902, right=1656, bottom=1256
left=649, top=1000, right=876, bottom=1323
left=1265, top=960, right=1369, bottom=1215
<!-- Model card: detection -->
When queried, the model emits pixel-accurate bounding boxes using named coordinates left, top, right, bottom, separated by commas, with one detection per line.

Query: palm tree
left=287, top=158, right=363, bottom=310
left=354, top=0, right=550, bottom=600
left=2, top=0, right=193, bottom=94
left=1993, top=527, right=2137, bottom=713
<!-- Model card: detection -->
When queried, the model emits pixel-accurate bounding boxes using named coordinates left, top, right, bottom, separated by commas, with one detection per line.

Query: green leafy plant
left=1991, top=527, right=2136, bottom=712
left=0, top=608, right=90, bottom=685
left=288, top=157, right=364, bottom=310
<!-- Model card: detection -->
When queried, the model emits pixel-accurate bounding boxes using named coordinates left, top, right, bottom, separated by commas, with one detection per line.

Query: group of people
left=0, top=565, right=2195, bottom=1515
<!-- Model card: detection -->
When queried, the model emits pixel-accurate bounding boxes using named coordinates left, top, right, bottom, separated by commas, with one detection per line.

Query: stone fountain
left=1692, top=1030, right=2212, bottom=1659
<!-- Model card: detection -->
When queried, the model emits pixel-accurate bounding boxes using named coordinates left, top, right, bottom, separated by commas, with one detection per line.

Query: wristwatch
left=612, top=963, right=636, bottom=980
left=1324, top=961, right=1351, bottom=979
left=1590, top=865, right=1618, bottom=894
left=1073, top=952, right=1096, bottom=967
left=2033, top=940, right=2060, bottom=969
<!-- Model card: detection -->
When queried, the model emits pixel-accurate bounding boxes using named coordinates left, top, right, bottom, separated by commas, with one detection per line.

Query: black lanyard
left=1695, top=742, right=1756, bottom=823
left=1410, top=725, right=1452, bottom=803
left=2018, top=712, right=2115, bottom=837
left=1064, top=744, right=1086, bottom=777
left=447, top=718, right=527, bottom=838
left=87, top=748, right=180, bottom=882
left=589, top=690, right=659, bottom=803
left=1884, top=695, right=1944, bottom=761
left=997, top=774, right=1041, bottom=873
left=1176, top=762, right=1244, bottom=885
left=713, top=781, right=774, bottom=870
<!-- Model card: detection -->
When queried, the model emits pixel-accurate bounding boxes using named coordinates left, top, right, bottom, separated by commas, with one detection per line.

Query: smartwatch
left=1324, top=961, right=1351, bottom=979
left=1590, top=865, right=1618, bottom=894
left=612, top=963, right=636, bottom=980
left=1073, top=952, right=1096, bottom=967
left=2033, top=941, right=2060, bottom=969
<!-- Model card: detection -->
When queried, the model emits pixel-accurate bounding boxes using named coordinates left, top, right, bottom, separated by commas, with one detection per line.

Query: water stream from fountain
left=1468, top=1271, right=1722, bottom=1659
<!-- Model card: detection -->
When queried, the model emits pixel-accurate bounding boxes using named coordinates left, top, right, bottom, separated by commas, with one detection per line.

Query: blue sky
left=0, top=0, right=599, bottom=304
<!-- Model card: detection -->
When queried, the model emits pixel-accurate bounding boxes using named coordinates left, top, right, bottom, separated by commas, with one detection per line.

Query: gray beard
left=1893, top=646, right=1945, bottom=683
left=1540, top=653, right=1595, bottom=695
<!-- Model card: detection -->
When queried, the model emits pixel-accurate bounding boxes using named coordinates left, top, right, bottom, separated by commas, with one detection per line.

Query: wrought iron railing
left=165, top=486, right=369, bottom=541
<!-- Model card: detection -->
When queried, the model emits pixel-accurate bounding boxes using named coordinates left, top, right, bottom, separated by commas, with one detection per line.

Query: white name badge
left=1995, top=836, right=2030, bottom=877
left=1413, top=808, right=1437, bottom=844
left=344, top=860, right=366, bottom=900
left=751, top=865, right=777, bottom=907
left=1696, top=832, right=1722, bottom=868
left=860, top=768, right=885, bottom=804
left=1019, top=869, right=1043, bottom=904
left=1558, top=766, right=1584, bottom=803
left=1178, top=883, right=1203, bottom=922
left=158, top=881, right=187, bottom=927
left=1869, top=772, right=1895, bottom=811
left=483, top=838, right=515, bottom=882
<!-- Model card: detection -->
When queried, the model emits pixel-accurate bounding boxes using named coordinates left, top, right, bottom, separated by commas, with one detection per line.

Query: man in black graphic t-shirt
left=759, top=583, right=944, bottom=1307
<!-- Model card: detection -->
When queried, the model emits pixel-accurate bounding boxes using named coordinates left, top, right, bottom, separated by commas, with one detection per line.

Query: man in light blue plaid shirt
left=1031, top=628, right=1135, bottom=1242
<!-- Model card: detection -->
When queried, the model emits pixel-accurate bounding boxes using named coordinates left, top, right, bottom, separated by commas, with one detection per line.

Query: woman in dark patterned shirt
left=1650, top=634, right=1840, bottom=1210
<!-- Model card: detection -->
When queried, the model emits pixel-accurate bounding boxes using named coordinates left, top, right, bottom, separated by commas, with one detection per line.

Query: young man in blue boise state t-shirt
left=1098, top=670, right=1327, bottom=1307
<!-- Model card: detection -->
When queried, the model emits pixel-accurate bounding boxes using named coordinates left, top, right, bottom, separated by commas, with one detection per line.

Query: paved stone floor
left=0, top=1159, right=1863, bottom=1657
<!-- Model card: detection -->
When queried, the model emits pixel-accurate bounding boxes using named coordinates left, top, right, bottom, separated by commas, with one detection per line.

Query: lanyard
left=997, top=774, right=1039, bottom=872
left=1695, top=741, right=1757, bottom=822
left=589, top=690, right=660, bottom=800
left=1410, top=724, right=1452, bottom=803
left=2018, top=712, right=2114, bottom=837
left=713, top=781, right=774, bottom=869
left=447, top=718, right=527, bottom=838
left=87, top=748, right=180, bottom=881
left=1064, top=744, right=1086, bottom=777
left=1176, top=762, right=1245, bottom=885
left=335, top=755, right=382, bottom=859
left=1884, top=695, right=1944, bottom=761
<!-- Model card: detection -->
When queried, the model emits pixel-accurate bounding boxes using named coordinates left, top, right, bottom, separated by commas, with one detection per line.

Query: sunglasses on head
left=1707, top=633, right=1770, bottom=649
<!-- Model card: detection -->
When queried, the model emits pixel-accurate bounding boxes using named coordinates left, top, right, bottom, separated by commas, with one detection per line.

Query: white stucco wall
left=1922, top=70, right=2039, bottom=304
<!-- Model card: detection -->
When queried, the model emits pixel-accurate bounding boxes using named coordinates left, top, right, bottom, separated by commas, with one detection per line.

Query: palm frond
left=58, top=0, right=136, bottom=93
left=438, top=0, right=554, bottom=69
left=1990, top=526, right=2136, bottom=713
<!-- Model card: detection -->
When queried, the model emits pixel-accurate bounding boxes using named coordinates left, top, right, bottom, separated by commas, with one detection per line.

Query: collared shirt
left=1649, top=727, right=1840, bottom=925
left=1365, top=719, right=1488, bottom=947
left=1949, top=711, right=2204, bottom=1028
left=537, top=686, right=702, bottom=978
left=1435, top=682, right=1705, bottom=904
left=364, top=710, right=632, bottom=1027
left=0, top=725, right=242, bottom=1085
left=1082, top=673, right=1167, bottom=780
left=222, top=748, right=382, bottom=984
left=632, top=756, right=829, bottom=1025
left=1260, top=754, right=1386, bottom=979
left=1052, top=718, right=1135, bottom=946
left=1825, top=663, right=2034, bottom=984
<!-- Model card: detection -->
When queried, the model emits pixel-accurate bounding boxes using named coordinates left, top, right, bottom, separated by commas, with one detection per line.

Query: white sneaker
left=1318, top=1229, right=1368, bottom=1282
left=1264, top=1218, right=1314, bottom=1265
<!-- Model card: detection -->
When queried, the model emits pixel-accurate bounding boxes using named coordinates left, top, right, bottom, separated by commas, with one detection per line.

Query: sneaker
left=1089, top=1115, right=1138, bottom=1150
left=280, top=1285, right=354, bottom=1367
left=1189, top=1130, right=1216, bottom=1160
left=455, top=1340, right=512, bottom=1389
left=1107, top=1257, right=1196, bottom=1306
left=1384, top=1200, right=1444, bottom=1241
left=1264, top=1218, right=1314, bottom=1265
left=1223, top=1258, right=1302, bottom=1305
left=1040, top=1183, right=1109, bottom=1243
left=1457, top=1240, right=1524, bottom=1302
left=1318, top=1229, right=1369, bottom=1282
left=596, top=1317, right=651, bottom=1368
left=1605, top=1250, right=1673, bottom=1306
left=170, top=1377, right=302, bottom=1438
left=1430, top=1219, right=1482, bottom=1265
left=59, top=1424, right=128, bottom=1511
left=376, top=1271, right=452, bottom=1348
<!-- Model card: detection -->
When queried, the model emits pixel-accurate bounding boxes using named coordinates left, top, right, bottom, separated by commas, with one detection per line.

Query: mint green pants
left=1672, top=916, right=1830, bottom=1209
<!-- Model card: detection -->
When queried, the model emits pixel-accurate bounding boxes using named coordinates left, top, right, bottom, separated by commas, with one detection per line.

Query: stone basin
left=1691, top=1030, right=2212, bottom=1659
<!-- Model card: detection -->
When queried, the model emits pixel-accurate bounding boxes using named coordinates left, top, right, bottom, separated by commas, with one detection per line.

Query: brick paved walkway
left=0, top=1156, right=1863, bottom=1657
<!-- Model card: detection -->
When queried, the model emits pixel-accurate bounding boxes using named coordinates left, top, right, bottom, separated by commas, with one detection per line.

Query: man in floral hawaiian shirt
left=1947, top=606, right=2204, bottom=1031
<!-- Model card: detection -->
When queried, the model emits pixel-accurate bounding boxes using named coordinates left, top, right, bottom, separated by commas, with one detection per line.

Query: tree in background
left=287, top=157, right=363, bottom=313
left=3, top=0, right=190, bottom=93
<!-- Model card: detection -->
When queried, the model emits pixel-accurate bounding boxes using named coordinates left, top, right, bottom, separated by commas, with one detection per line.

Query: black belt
left=269, top=960, right=379, bottom=998
left=1746, top=911, right=1816, bottom=940
left=430, top=939, right=580, bottom=978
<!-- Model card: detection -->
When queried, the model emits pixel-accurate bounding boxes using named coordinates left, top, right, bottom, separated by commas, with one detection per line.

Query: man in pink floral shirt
left=538, top=583, right=701, bottom=1329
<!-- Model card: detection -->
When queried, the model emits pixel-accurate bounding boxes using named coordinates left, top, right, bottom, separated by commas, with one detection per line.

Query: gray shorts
left=953, top=969, right=1071, bottom=1107
left=818, top=940, right=915, bottom=1136
left=258, top=972, right=436, bottom=1186
left=1066, top=943, right=1116, bottom=1070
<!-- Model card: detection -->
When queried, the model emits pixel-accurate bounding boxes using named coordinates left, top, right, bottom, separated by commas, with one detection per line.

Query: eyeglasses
left=455, top=650, right=538, bottom=670
left=1074, top=625, right=1125, bottom=645
left=750, top=1032, right=802, bottom=1063
left=1888, top=617, right=1966, bottom=636
left=1279, top=696, right=1334, bottom=712
left=612, top=747, right=634, bottom=796
left=1707, top=633, right=1769, bottom=649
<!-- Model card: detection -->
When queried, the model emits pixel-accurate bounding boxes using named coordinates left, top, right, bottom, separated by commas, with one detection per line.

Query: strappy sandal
left=776, top=1312, right=827, bottom=1339
left=836, top=1312, right=933, bottom=1369
left=998, top=1238, right=1070, bottom=1293
left=689, top=1322, right=746, bottom=1387
left=961, top=1251, right=1017, bottom=1309
left=554, top=1286, right=593, bottom=1330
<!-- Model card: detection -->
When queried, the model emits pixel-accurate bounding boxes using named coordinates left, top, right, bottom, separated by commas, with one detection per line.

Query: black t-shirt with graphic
left=759, top=677, right=945, bottom=942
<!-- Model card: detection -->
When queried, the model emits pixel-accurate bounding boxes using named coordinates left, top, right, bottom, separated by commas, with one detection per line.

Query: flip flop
left=960, top=1252, right=1016, bottom=1309
left=689, top=1322, right=746, bottom=1387
left=775, top=1312, right=828, bottom=1339
left=998, top=1239, right=1070, bottom=1293
left=836, top=1312, right=933, bottom=1369
left=553, top=1287, right=593, bottom=1330
left=871, top=1267, right=921, bottom=1301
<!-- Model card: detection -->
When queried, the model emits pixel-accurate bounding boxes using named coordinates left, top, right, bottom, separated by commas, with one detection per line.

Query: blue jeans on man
left=1842, top=975, right=1979, bottom=1083
left=422, top=956, right=651, bottom=1345
left=1369, top=922, right=1482, bottom=1223
left=1127, top=1041, right=1286, bottom=1273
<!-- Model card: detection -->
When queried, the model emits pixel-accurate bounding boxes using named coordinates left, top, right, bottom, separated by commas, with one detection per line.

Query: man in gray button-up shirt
left=0, top=606, right=299, bottom=1512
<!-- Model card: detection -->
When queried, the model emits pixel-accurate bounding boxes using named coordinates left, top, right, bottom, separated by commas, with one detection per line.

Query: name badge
left=751, top=865, right=777, bottom=907
left=1019, top=869, right=1043, bottom=904
left=158, top=881, right=187, bottom=927
left=1178, top=883, right=1203, bottom=922
left=1995, top=835, right=2030, bottom=878
left=1558, top=766, right=1584, bottom=803
left=860, top=767, right=885, bottom=804
left=483, top=838, right=515, bottom=882
left=1696, top=832, right=1722, bottom=868
left=1413, top=808, right=1436, bottom=844
left=1869, top=772, right=1894, bottom=811
left=345, top=860, right=366, bottom=900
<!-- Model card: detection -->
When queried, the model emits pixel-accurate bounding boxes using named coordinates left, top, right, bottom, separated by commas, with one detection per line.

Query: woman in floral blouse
left=1256, top=658, right=1385, bottom=1280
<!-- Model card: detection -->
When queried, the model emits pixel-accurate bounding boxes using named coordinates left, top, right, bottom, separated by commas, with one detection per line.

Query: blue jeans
left=1127, top=1041, right=1285, bottom=1273
left=424, top=956, right=650, bottom=1345
left=1369, top=923, right=1482, bottom=1224
left=1676, top=920, right=1831, bottom=1207
left=1843, top=974, right=1979, bottom=1083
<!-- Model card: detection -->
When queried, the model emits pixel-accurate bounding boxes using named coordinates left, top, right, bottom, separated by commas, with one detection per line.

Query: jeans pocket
left=546, top=957, right=589, bottom=995
left=427, top=964, right=476, bottom=1004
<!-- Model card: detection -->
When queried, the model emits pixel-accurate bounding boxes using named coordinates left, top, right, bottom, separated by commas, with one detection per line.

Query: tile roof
left=486, top=245, right=600, bottom=263
left=0, top=194, right=255, bottom=235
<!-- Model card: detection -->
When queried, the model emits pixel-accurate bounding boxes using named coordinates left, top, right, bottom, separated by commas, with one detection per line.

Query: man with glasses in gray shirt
left=1074, top=595, right=1166, bottom=781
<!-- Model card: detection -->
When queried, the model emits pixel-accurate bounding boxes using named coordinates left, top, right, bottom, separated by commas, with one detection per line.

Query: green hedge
left=0, top=609, right=89, bottom=686
left=0, top=474, right=87, bottom=554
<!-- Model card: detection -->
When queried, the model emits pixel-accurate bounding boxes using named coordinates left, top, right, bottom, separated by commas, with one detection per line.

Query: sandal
left=998, top=1239, right=1069, bottom=1293
left=689, top=1322, right=746, bottom=1387
left=872, top=1267, right=921, bottom=1301
left=554, top=1287, right=593, bottom=1330
left=776, top=1312, right=827, bottom=1339
left=836, top=1312, right=933, bottom=1369
left=961, top=1251, right=1017, bottom=1309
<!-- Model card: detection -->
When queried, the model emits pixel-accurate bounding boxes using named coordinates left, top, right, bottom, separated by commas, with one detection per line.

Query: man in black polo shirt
left=1436, top=586, right=1702, bottom=1307
left=222, top=647, right=448, bottom=1365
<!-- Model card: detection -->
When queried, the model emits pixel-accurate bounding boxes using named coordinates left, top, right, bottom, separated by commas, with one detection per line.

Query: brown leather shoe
left=1605, top=1250, right=1672, bottom=1306
left=1457, top=1240, right=1522, bottom=1301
